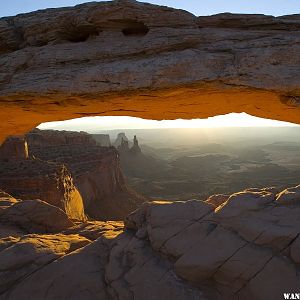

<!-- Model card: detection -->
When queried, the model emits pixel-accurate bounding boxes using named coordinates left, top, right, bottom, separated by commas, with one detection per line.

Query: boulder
left=0, top=199, right=74, bottom=233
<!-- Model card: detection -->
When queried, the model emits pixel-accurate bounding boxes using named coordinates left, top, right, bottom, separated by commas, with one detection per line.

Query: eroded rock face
left=0, top=190, right=18, bottom=208
left=26, top=128, right=97, bottom=147
left=26, top=129, right=146, bottom=220
left=276, top=184, right=300, bottom=204
left=0, top=129, right=145, bottom=220
left=0, top=157, right=86, bottom=221
left=0, top=136, right=29, bottom=161
left=92, top=134, right=111, bottom=147
left=0, top=1, right=300, bottom=142
left=0, top=184, right=300, bottom=299
left=113, top=133, right=129, bottom=148
left=205, top=193, right=229, bottom=207
left=130, top=135, right=142, bottom=154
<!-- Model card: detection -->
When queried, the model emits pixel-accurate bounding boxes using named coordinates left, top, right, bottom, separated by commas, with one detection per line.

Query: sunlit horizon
left=38, top=113, right=299, bottom=132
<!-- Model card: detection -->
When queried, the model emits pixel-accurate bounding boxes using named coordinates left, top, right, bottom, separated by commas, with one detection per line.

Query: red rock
left=0, top=136, right=29, bottom=161
left=0, top=199, right=75, bottom=233
left=0, top=158, right=86, bottom=221
left=26, top=129, right=146, bottom=220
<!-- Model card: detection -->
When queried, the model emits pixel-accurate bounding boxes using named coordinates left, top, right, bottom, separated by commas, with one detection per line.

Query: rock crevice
left=0, top=184, right=300, bottom=299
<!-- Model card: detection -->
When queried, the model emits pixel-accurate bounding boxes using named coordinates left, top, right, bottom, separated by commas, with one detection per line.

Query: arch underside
left=1, top=84, right=300, bottom=144
left=0, top=1, right=299, bottom=142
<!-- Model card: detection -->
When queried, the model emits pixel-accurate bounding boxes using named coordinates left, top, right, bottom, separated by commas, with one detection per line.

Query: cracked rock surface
left=0, top=184, right=299, bottom=299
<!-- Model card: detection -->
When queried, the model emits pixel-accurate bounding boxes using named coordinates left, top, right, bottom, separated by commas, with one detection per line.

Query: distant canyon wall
left=0, top=129, right=145, bottom=220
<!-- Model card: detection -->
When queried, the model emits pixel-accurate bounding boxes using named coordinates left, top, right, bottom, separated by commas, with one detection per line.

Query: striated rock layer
left=0, top=1, right=300, bottom=142
left=0, top=131, right=86, bottom=221
left=0, top=129, right=145, bottom=221
left=0, top=136, right=29, bottom=161
left=0, top=184, right=299, bottom=299
left=0, top=158, right=86, bottom=221
left=92, top=134, right=111, bottom=147
left=25, top=129, right=146, bottom=220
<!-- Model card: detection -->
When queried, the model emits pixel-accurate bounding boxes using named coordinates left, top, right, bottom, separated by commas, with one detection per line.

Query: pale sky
left=38, top=113, right=298, bottom=132
left=1, top=0, right=300, bottom=17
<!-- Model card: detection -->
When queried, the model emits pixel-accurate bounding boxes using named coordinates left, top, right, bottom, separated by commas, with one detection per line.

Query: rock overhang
left=0, top=0, right=300, bottom=143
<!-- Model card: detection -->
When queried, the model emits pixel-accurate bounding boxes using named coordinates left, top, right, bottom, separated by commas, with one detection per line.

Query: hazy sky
left=1, top=0, right=300, bottom=17
left=38, top=113, right=298, bottom=132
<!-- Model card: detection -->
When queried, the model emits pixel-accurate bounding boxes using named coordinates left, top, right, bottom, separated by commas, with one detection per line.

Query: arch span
left=0, top=1, right=299, bottom=142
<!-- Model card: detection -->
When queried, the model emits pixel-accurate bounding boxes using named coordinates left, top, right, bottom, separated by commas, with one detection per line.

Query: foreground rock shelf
left=0, top=184, right=299, bottom=299
left=0, top=0, right=300, bottom=142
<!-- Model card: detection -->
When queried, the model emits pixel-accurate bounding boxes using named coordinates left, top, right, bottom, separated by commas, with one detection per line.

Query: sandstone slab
left=0, top=199, right=74, bottom=233
left=0, top=1, right=299, bottom=142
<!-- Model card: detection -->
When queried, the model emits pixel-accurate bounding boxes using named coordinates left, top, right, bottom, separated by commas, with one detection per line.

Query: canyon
left=0, top=135, right=86, bottom=221
left=26, top=129, right=145, bottom=219
left=0, top=129, right=145, bottom=220
left=114, top=128, right=300, bottom=200
left=0, top=1, right=300, bottom=299
left=0, top=128, right=299, bottom=299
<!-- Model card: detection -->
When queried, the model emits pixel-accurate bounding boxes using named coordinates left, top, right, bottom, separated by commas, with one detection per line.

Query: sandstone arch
left=0, top=0, right=299, bottom=143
